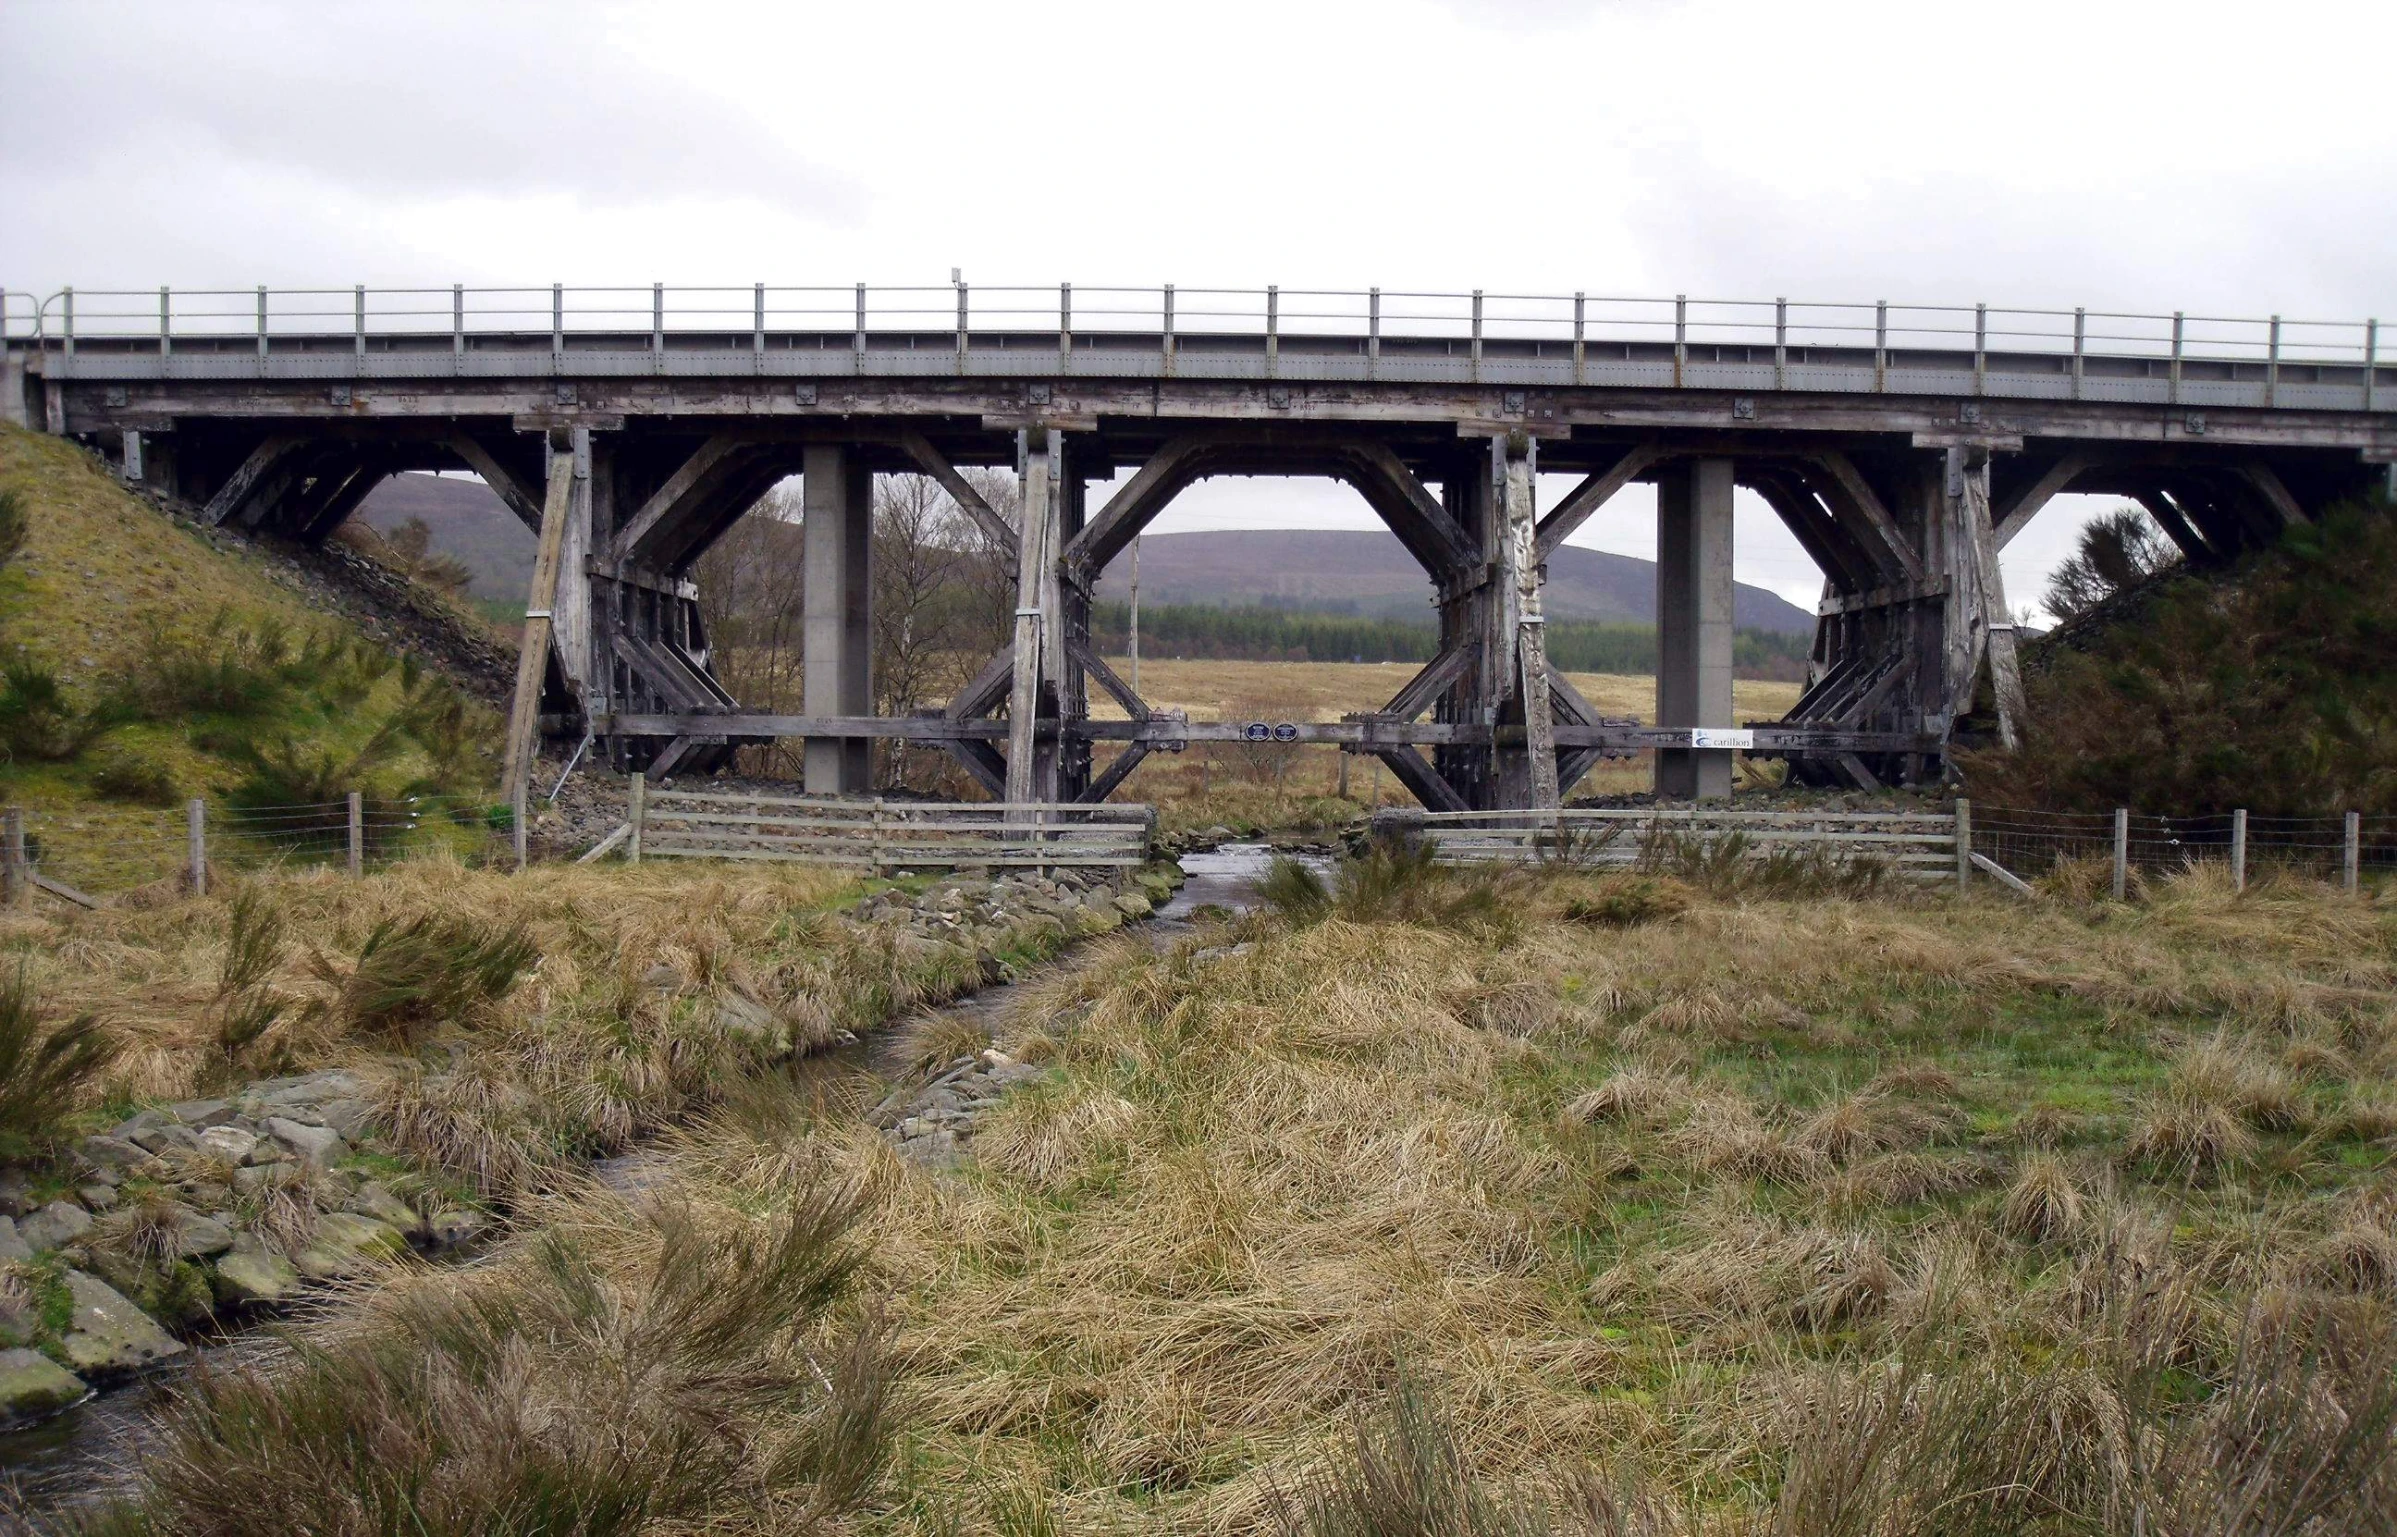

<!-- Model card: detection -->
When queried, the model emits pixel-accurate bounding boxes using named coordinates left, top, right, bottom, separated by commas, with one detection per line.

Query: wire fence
left=1975, top=806, right=2394, bottom=890
left=1, top=794, right=515, bottom=905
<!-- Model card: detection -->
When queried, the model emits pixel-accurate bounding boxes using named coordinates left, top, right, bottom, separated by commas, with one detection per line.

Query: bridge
left=4, top=282, right=2391, bottom=810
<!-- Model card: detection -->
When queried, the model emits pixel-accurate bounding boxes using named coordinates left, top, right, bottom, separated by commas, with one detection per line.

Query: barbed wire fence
left=0, top=793, right=515, bottom=907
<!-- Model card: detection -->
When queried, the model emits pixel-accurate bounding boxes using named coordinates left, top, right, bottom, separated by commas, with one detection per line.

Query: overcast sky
left=7, top=0, right=2391, bottom=618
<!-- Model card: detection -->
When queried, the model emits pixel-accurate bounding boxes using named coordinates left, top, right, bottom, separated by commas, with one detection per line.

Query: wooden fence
left=626, top=782, right=1155, bottom=873
left=1372, top=804, right=1971, bottom=884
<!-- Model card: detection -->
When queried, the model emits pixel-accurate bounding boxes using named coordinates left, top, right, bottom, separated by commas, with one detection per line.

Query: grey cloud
left=1, top=2, right=861, bottom=216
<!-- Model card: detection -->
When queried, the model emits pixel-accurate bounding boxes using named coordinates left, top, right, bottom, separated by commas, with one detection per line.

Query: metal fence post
left=2230, top=807, right=2247, bottom=893
left=1953, top=797, right=1971, bottom=890
left=2113, top=808, right=2129, bottom=901
left=187, top=798, right=207, bottom=897
left=347, top=791, right=363, bottom=878
left=627, top=772, right=645, bottom=865
left=2345, top=811, right=2361, bottom=894
left=3, top=809, right=24, bottom=909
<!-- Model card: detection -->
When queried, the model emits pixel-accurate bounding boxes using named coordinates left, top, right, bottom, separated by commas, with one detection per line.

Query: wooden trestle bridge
left=4, top=283, right=2391, bottom=810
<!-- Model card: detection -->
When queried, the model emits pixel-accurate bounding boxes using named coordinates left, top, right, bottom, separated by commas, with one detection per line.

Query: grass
left=0, top=423, right=503, bottom=890
left=584, top=853, right=2395, bottom=1533
left=0, top=959, right=117, bottom=1159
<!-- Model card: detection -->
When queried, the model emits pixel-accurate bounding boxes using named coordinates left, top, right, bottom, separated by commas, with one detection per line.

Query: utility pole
left=1128, top=535, right=1141, bottom=696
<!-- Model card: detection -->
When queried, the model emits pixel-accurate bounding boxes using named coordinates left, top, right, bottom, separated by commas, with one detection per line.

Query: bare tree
left=695, top=481, right=808, bottom=775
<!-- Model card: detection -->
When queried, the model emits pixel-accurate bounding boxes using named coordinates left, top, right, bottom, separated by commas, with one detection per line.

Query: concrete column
left=802, top=444, right=872, bottom=794
left=1656, top=457, right=1735, bottom=800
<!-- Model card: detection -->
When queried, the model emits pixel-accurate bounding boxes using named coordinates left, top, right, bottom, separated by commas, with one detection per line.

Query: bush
left=0, top=962, right=119, bottom=1158
left=0, top=487, right=27, bottom=572
left=0, top=656, right=97, bottom=762
left=88, top=741, right=181, bottom=805
left=1561, top=874, right=1691, bottom=928
left=93, top=1190, right=894, bottom=1535
left=308, top=914, right=538, bottom=1049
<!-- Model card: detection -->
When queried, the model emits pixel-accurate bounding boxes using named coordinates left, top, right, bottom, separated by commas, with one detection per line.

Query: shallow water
left=0, top=842, right=1315, bottom=1516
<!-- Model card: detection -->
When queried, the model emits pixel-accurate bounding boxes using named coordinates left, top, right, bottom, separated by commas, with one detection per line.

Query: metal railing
left=6, top=282, right=2386, bottom=409
left=632, top=787, right=1155, bottom=873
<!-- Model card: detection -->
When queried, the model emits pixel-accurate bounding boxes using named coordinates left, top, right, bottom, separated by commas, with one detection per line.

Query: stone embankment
left=0, top=858, right=1182, bottom=1429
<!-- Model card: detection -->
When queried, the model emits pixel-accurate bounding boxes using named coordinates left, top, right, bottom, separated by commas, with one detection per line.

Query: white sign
left=1689, top=728, right=1754, bottom=750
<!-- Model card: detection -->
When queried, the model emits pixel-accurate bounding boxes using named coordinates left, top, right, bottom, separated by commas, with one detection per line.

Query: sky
left=6, top=0, right=2392, bottom=620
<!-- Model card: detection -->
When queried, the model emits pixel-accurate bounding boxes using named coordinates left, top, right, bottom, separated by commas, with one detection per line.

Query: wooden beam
left=1339, top=441, right=1476, bottom=580
left=945, top=644, right=1018, bottom=722
left=1377, top=642, right=1477, bottom=722
left=1374, top=745, right=1470, bottom=813
left=1993, top=452, right=2088, bottom=550
left=1081, top=742, right=1151, bottom=803
left=1067, top=636, right=1150, bottom=722
left=2132, top=489, right=2217, bottom=563
left=1061, top=436, right=1208, bottom=586
left=1810, top=451, right=1924, bottom=582
left=499, top=444, right=577, bottom=808
left=2240, top=461, right=2310, bottom=529
left=447, top=434, right=546, bottom=530
left=894, top=428, right=1018, bottom=553
left=1533, top=442, right=1658, bottom=562
left=942, top=740, right=1009, bottom=798
left=200, top=435, right=298, bottom=527
left=1501, top=442, right=1558, bottom=809
left=613, top=434, right=747, bottom=561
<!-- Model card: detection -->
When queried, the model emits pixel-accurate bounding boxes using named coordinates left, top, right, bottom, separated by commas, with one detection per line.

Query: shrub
left=308, top=913, right=537, bottom=1049
left=212, top=886, right=288, bottom=1069
left=1562, top=875, right=1690, bottom=929
left=0, top=962, right=119, bottom=1158
left=0, top=487, right=27, bottom=572
left=88, top=741, right=181, bottom=805
left=0, top=656, right=97, bottom=762
left=97, top=1191, right=894, bottom=1535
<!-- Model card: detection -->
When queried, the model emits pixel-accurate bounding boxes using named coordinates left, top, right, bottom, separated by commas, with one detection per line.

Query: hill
left=355, top=472, right=536, bottom=604
left=0, top=423, right=509, bottom=891
left=1092, top=528, right=1816, bottom=633
left=360, top=475, right=1817, bottom=635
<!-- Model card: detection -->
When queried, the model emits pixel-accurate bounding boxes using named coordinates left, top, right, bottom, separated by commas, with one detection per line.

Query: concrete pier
left=1655, top=458, right=1736, bottom=800
left=801, top=445, right=872, bottom=794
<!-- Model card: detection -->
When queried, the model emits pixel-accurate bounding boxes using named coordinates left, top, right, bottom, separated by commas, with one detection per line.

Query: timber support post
left=501, top=430, right=581, bottom=809
left=2, top=810, right=24, bottom=910
left=1656, top=458, right=1736, bottom=800
left=1006, top=427, right=1061, bottom=807
left=187, top=798, right=207, bottom=897
left=1497, top=432, right=1559, bottom=811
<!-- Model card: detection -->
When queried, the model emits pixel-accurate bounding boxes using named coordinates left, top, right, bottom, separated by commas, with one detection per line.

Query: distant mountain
left=355, top=473, right=535, bottom=603
left=1093, top=530, right=1815, bottom=634
left=350, top=476, right=1817, bottom=635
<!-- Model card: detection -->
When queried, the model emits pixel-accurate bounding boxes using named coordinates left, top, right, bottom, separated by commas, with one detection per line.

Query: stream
left=0, top=842, right=1312, bottom=1519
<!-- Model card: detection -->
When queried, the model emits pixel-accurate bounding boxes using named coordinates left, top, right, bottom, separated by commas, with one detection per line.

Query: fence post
left=2112, top=808, right=2129, bottom=901
left=187, top=798, right=207, bottom=897
left=512, top=781, right=527, bottom=872
left=1953, top=798, right=1971, bottom=890
left=2230, top=808, right=2247, bottom=893
left=2345, top=811, right=2361, bottom=894
left=3, top=810, right=24, bottom=909
left=627, top=772, right=645, bottom=865
left=347, top=791, right=363, bottom=878
left=872, top=797, right=886, bottom=878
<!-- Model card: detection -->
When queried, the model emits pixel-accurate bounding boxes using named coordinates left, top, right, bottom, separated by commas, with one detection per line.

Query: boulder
left=18, top=1201, right=92, bottom=1253
left=292, top=1212, right=406, bottom=1280
left=130, top=1122, right=203, bottom=1158
left=424, top=1209, right=487, bottom=1248
left=58, top=1270, right=185, bottom=1377
left=0, top=1170, right=34, bottom=1217
left=0, top=1217, right=28, bottom=1264
left=197, top=1125, right=259, bottom=1163
left=0, top=1348, right=88, bottom=1423
left=1112, top=891, right=1153, bottom=920
left=173, top=1211, right=236, bottom=1260
left=110, top=1109, right=170, bottom=1143
left=76, top=1185, right=118, bottom=1213
left=164, top=1098, right=239, bottom=1130
left=76, top=1135, right=147, bottom=1175
left=317, top=1097, right=372, bottom=1141
left=211, top=1247, right=301, bottom=1307
left=241, top=1137, right=291, bottom=1167
left=346, top=1183, right=423, bottom=1239
left=265, top=1116, right=346, bottom=1169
